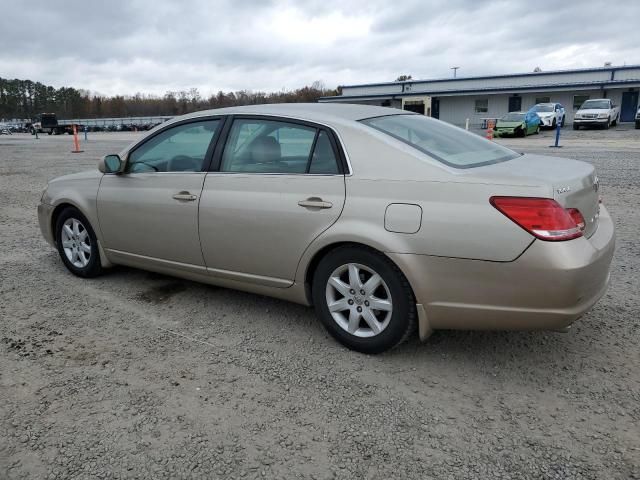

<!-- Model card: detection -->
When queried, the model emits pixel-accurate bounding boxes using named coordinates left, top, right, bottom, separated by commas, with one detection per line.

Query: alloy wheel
left=325, top=263, right=393, bottom=338
left=61, top=218, right=91, bottom=268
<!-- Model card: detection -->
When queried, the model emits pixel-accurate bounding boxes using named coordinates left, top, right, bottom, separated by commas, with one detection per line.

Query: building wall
left=436, top=88, right=638, bottom=127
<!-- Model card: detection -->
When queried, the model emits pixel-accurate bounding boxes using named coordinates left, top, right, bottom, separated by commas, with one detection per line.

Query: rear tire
left=312, top=246, right=416, bottom=354
left=54, top=207, right=103, bottom=278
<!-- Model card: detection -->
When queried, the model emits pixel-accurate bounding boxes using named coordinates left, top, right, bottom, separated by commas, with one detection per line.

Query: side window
left=221, top=119, right=316, bottom=174
left=309, top=131, right=339, bottom=174
left=127, top=120, right=220, bottom=173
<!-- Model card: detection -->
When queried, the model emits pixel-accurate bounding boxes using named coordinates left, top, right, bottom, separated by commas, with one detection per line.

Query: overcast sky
left=2, top=0, right=639, bottom=97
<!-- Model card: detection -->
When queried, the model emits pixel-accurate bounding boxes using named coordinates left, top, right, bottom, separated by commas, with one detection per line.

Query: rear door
left=97, top=118, right=223, bottom=267
left=198, top=116, right=346, bottom=286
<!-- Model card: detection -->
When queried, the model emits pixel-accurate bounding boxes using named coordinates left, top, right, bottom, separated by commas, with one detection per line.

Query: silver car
left=38, top=104, right=615, bottom=353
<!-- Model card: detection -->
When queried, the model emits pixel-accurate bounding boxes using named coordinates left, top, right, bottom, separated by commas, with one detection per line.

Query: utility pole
left=450, top=66, right=460, bottom=78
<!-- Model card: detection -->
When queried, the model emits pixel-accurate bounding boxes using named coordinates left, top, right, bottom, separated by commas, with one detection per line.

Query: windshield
left=360, top=114, right=519, bottom=169
left=581, top=100, right=610, bottom=109
left=501, top=113, right=525, bottom=121
left=532, top=105, right=554, bottom=112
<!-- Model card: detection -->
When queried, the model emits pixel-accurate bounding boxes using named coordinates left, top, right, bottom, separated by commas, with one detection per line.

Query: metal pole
left=549, top=118, right=562, bottom=148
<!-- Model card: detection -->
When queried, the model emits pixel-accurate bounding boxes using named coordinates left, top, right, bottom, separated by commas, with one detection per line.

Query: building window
left=474, top=98, right=488, bottom=113
left=573, top=95, right=590, bottom=110
left=535, top=96, right=550, bottom=104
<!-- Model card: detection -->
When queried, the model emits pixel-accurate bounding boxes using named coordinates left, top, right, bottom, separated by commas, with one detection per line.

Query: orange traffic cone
left=71, top=124, right=83, bottom=153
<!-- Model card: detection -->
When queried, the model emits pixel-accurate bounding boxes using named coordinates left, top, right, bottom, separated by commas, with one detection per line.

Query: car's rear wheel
left=312, top=246, right=416, bottom=354
left=55, top=207, right=103, bottom=278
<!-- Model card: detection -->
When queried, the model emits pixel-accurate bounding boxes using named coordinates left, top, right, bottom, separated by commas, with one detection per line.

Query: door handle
left=172, top=191, right=197, bottom=202
left=298, top=198, right=332, bottom=209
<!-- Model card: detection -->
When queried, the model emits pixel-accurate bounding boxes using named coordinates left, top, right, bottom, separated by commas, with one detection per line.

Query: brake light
left=490, top=197, right=583, bottom=241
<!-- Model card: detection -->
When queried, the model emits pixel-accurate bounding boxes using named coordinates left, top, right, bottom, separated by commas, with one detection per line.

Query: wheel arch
left=302, top=240, right=416, bottom=307
left=50, top=201, right=86, bottom=239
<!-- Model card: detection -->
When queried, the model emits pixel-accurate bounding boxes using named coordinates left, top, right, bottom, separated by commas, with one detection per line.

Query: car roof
left=174, top=103, right=412, bottom=126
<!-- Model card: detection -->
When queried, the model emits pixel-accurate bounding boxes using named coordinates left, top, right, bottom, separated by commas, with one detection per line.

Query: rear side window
left=361, top=114, right=519, bottom=169
left=221, top=119, right=340, bottom=174
left=309, top=131, right=339, bottom=174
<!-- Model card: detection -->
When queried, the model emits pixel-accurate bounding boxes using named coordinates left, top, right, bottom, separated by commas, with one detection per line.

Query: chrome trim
left=206, top=266, right=292, bottom=288
left=105, top=249, right=208, bottom=272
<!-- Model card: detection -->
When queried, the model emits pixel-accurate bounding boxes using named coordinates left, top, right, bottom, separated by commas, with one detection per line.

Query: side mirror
left=99, top=154, right=123, bottom=174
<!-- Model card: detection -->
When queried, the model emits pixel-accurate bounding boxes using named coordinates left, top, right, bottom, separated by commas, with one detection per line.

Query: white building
left=319, top=65, right=640, bottom=127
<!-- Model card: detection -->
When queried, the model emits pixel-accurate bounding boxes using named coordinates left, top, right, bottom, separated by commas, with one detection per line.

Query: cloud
left=1, top=0, right=638, bottom=96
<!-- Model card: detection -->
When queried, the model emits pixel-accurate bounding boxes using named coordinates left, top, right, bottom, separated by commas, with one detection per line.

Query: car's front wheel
left=54, top=207, right=103, bottom=278
left=312, top=246, right=416, bottom=354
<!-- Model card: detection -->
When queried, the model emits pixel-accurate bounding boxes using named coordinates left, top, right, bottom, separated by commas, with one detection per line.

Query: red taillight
left=490, top=197, right=584, bottom=241
left=567, top=208, right=585, bottom=232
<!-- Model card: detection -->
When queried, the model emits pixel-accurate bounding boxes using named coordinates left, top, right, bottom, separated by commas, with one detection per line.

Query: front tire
left=312, top=246, right=416, bottom=354
left=55, top=207, right=103, bottom=278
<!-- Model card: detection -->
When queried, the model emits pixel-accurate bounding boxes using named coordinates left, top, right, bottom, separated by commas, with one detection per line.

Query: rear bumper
left=389, top=205, right=615, bottom=335
left=37, top=203, right=56, bottom=247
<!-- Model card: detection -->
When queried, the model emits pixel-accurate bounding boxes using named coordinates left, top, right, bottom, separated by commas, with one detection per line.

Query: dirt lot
left=1, top=126, right=639, bottom=479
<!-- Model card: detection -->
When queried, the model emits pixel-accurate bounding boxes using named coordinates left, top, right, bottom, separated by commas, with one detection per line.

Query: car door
left=198, top=116, right=346, bottom=287
left=97, top=118, right=223, bottom=269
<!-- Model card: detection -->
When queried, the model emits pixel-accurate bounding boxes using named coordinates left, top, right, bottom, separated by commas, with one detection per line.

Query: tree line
left=0, top=78, right=339, bottom=120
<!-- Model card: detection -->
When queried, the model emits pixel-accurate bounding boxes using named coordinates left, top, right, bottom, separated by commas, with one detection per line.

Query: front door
left=508, top=96, right=522, bottom=112
left=621, top=91, right=639, bottom=122
left=97, top=118, right=223, bottom=267
left=199, top=117, right=346, bottom=286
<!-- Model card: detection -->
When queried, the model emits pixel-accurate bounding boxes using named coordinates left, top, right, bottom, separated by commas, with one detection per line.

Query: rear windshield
left=360, top=114, right=519, bottom=169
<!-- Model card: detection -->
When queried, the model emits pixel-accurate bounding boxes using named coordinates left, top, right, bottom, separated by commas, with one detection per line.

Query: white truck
left=573, top=98, right=620, bottom=130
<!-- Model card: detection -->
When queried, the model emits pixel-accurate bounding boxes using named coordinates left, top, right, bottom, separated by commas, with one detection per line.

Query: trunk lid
left=468, top=154, right=601, bottom=238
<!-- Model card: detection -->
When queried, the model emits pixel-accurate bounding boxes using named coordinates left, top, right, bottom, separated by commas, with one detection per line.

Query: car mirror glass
left=101, top=154, right=122, bottom=173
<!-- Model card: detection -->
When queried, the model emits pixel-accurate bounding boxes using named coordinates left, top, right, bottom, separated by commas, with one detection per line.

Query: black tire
left=560, top=116, right=565, bottom=127
left=312, top=246, right=416, bottom=354
left=552, top=118, right=557, bottom=129
left=604, top=117, right=610, bottom=129
left=518, top=126, right=526, bottom=138
left=47, top=131, right=52, bottom=135
left=573, top=124, right=579, bottom=130
left=54, top=207, right=103, bottom=278
left=635, top=122, right=640, bottom=129
left=535, top=125, right=540, bottom=134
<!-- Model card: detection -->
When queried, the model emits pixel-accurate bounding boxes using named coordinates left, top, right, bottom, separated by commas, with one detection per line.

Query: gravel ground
left=1, top=126, right=639, bottom=479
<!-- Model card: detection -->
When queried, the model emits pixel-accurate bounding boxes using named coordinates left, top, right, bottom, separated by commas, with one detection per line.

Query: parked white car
left=531, top=103, right=565, bottom=128
left=573, top=99, right=620, bottom=129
